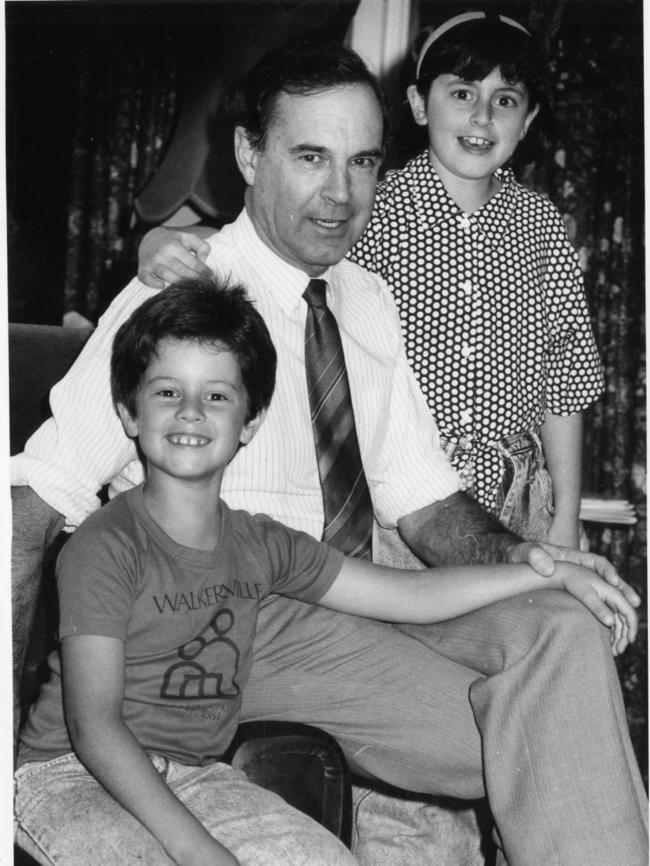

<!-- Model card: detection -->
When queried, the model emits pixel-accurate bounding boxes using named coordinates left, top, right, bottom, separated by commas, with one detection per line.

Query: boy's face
left=407, top=68, right=538, bottom=190
left=118, top=338, right=263, bottom=487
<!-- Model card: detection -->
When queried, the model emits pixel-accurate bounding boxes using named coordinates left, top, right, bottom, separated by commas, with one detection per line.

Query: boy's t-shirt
left=19, top=486, right=344, bottom=767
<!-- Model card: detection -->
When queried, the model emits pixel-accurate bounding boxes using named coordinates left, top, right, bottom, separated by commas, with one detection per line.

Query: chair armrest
left=227, top=721, right=352, bottom=848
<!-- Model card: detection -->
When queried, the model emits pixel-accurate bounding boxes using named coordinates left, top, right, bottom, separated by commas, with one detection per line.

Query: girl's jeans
left=440, top=429, right=553, bottom=542
left=14, top=752, right=355, bottom=866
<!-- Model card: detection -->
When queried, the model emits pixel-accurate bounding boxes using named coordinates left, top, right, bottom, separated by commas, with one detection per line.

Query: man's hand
left=137, top=227, right=213, bottom=289
left=507, top=540, right=641, bottom=609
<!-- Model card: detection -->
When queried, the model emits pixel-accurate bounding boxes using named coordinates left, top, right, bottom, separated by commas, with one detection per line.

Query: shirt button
left=459, top=214, right=471, bottom=231
left=461, top=344, right=474, bottom=359
left=460, top=408, right=472, bottom=427
left=460, top=279, right=472, bottom=296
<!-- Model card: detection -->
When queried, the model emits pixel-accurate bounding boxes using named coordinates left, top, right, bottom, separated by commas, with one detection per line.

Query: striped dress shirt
left=11, top=209, right=460, bottom=538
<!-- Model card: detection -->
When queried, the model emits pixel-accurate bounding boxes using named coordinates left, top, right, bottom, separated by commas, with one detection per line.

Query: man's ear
left=406, top=85, right=428, bottom=127
left=239, top=408, right=267, bottom=446
left=520, top=103, right=540, bottom=140
left=116, top=403, right=139, bottom=439
left=234, top=126, right=259, bottom=186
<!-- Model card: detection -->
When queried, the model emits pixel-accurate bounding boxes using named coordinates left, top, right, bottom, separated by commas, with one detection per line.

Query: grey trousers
left=242, top=534, right=648, bottom=866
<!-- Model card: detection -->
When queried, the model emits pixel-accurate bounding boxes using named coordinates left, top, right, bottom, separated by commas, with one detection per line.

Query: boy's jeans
left=441, top=429, right=553, bottom=541
left=15, top=752, right=355, bottom=866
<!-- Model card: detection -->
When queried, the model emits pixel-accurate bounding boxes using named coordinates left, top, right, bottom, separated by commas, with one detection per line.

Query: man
left=12, top=40, right=647, bottom=865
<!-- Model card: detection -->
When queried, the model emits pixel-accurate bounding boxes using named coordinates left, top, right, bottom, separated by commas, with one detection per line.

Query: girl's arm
left=137, top=226, right=214, bottom=289
left=62, top=634, right=239, bottom=866
left=317, top=558, right=638, bottom=656
left=540, top=410, right=583, bottom=548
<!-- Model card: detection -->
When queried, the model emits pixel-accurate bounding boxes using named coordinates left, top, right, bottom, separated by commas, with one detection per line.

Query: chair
left=10, top=322, right=352, bottom=863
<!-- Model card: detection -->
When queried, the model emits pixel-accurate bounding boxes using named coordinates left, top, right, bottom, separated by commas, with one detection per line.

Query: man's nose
left=322, top=165, right=351, bottom=203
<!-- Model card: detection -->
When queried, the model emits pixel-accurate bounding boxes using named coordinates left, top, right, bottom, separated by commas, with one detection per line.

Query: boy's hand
left=553, top=562, right=639, bottom=655
left=138, top=227, right=212, bottom=289
left=507, top=541, right=641, bottom=608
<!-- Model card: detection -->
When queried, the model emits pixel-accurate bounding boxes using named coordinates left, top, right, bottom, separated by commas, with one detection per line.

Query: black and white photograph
left=6, top=1, right=646, bottom=864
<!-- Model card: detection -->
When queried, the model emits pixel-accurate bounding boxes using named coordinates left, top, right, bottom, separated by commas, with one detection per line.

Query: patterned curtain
left=520, top=0, right=646, bottom=780
left=63, top=48, right=179, bottom=322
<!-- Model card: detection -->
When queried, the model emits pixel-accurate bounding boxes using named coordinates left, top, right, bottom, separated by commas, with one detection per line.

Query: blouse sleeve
left=543, top=207, right=605, bottom=414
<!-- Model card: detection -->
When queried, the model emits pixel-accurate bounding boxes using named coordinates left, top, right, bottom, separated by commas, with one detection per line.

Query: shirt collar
left=231, top=208, right=333, bottom=313
left=407, top=150, right=519, bottom=247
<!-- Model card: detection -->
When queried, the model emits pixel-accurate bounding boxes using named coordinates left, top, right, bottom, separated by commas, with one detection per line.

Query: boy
left=14, top=276, right=638, bottom=866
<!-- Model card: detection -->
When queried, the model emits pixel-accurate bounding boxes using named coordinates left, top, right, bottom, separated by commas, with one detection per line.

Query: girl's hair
left=111, top=277, right=277, bottom=423
left=412, top=11, right=545, bottom=110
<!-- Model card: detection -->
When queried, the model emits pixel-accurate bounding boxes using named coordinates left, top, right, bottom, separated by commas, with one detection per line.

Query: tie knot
left=303, top=278, right=328, bottom=308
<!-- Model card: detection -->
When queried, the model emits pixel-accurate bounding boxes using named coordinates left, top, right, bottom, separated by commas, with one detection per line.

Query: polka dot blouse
left=349, top=150, right=604, bottom=498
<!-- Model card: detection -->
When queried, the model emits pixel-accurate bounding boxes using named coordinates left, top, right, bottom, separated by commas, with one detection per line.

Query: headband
left=416, top=11, right=532, bottom=79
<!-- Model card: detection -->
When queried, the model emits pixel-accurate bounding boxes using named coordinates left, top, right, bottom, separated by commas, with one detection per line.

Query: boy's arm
left=62, top=634, right=240, bottom=866
left=138, top=226, right=214, bottom=289
left=317, top=558, right=639, bottom=656
left=397, top=491, right=640, bottom=608
left=540, top=410, right=583, bottom=548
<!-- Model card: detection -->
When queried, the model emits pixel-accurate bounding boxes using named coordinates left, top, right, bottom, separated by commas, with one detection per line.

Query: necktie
left=303, top=278, right=373, bottom=559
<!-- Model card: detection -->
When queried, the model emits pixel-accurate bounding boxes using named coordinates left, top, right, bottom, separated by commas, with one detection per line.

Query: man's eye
left=351, top=157, right=378, bottom=170
left=300, top=153, right=322, bottom=164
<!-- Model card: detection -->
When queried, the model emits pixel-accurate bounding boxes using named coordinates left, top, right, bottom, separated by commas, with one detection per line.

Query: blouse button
left=461, top=344, right=475, bottom=359
left=460, top=408, right=473, bottom=427
left=459, top=214, right=471, bottom=231
left=460, top=279, right=472, bottom=296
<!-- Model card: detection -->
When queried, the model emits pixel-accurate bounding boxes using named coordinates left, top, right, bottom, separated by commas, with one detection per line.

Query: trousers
left=241, top=580, right=648, bottom=866
left=15, top=753, right=355, bottom=865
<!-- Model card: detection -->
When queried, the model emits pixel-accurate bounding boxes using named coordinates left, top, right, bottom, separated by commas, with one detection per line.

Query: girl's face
left=407, top=67, right=538, bottom=191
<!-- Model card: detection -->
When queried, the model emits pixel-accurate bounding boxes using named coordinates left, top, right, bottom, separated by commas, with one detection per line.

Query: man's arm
left=137, top=226, right=214, bottom=289
left=12, top=486, right=64, bottom=747
left=398, top=490, right=520, bottom=567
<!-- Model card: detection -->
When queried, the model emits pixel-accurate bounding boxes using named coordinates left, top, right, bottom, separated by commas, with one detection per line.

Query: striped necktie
left=302, top=278, right=373, bottom=559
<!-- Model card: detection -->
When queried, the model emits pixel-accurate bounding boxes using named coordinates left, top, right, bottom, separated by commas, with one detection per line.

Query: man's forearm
left=398, top=491, right=520, bottom=567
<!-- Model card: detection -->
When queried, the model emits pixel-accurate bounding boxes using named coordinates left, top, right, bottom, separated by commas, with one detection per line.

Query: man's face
left=237, top=84, right=384, bottom=276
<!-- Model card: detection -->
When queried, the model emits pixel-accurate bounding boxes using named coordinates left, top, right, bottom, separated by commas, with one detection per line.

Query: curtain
left=63, top=49, right=179, bottom=322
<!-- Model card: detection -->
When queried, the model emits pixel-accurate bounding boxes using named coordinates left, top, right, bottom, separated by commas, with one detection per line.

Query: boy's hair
left=226, top=37, right=390, bottom=151
left=412, top=11, right=545, bottom=110
left=111, top=277, right=277, bottom=423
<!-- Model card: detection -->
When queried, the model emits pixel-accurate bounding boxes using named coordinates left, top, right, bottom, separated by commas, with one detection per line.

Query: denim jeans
left=441, top=430, right=553, bottom=542
left=14, top=752, right=356, bottom=866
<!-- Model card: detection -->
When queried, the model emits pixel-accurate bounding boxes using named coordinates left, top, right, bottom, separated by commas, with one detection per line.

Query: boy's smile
left=407, top=68, right=538, bottom=208
left=118, top=338, right=260, bottom=489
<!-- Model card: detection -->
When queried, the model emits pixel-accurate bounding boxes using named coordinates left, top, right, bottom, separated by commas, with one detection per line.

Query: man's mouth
left=311, top=217, right=348, bottom=230
left=166, top=434, right=211, bottom=447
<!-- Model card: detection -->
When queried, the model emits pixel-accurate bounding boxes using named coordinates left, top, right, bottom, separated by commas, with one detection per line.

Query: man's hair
left=111, top=277, right=277, bottom=423
left=227, top=37, right=389, bottom=150
left=412, top=16, right=545, bottom=111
